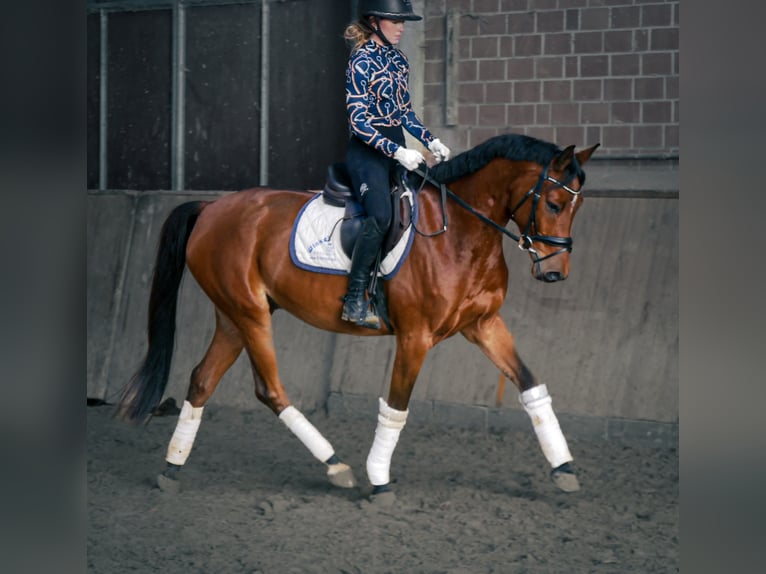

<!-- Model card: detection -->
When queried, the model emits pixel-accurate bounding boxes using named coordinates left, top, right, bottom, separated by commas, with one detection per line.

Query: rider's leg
left=343, top=138, right=394, bottom=328
left=342, top=216, right=386, bottom=328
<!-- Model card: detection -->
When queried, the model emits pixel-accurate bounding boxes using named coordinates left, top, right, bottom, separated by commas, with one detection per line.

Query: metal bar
left=444, top=9, right=459, bottom=126
left=259, top=0, right=270, bottom=186
left=99, top=10, right=109, bottom=190
left=171, top=1, right=186, bottom=190
left=87, top=0, right=262, bottom=13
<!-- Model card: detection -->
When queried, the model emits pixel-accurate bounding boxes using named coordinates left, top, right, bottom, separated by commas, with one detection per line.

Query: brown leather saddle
left=321, top=163, right=414, bottom=259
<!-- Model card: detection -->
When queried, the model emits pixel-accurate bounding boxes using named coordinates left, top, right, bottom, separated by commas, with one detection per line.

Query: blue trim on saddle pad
left=289, top=194, right=347, bottom=276
left=289, top=193, right=417, bottom=280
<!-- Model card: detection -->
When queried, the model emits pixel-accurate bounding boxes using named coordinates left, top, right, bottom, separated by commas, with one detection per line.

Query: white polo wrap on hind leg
left=166, top=400, right=205, bottom=466
left=366, top=397, right=409, bottom=486
left=279, top=406, right=335, bottom=463
left=520, top=384, right=573, bottom=468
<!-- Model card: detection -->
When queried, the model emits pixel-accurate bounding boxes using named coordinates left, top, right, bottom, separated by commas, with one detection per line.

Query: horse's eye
left=546, top=200, right=562, bottom=214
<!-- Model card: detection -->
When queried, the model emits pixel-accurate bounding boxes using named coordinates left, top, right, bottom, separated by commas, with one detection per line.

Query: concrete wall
left=88, top=186, right=677, bottom=444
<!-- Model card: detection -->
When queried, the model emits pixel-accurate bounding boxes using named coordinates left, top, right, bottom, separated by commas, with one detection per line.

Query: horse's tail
left=115, top=200, right=207, bottom=424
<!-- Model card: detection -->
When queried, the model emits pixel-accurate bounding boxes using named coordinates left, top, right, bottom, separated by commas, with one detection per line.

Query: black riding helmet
left=359, top=0, right=422, bottom=45
left=360, top=0, right=423, bottom=21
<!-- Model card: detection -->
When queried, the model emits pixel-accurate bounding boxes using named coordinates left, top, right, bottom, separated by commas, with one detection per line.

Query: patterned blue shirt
left=346, top=40, right=435, bottom=158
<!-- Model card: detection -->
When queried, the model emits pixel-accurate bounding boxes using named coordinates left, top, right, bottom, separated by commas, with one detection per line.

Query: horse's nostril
left=544, top=271, right=563, bottom=282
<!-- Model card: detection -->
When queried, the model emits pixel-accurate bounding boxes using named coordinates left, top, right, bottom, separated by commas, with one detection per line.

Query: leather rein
left=412, top=164, right=582, bottom=263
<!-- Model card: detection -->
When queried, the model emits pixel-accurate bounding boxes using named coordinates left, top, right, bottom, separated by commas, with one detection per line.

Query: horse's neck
left=440, top=175, right=508, bottom=258
left=448, top=162, right=517, bottom=225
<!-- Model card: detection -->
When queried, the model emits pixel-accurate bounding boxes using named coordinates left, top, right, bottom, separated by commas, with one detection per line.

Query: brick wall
left=420, top=0, right=679, bottom=157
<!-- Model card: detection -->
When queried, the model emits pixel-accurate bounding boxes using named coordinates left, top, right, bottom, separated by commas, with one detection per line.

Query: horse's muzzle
left=542, top=271, right=565, bottom=282
left=533, top=267, right=567, bottom=282
left=528, top=244, right=571, bottom=283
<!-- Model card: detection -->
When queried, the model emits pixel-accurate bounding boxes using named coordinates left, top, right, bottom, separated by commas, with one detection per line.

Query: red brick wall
left=421, top=0, right=679, bottom=157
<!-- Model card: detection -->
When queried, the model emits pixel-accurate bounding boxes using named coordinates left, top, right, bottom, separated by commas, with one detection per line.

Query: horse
left=115, top=133, right=599, bottom=502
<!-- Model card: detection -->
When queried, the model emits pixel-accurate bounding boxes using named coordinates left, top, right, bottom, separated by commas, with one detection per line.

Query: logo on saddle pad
left=307, top=235, right=333, bottom=255
left=289, top=193, right=416, bottom=279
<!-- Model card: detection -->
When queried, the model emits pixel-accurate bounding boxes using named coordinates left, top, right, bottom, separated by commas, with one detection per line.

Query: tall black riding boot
left=342, top=217, right=385, bottom=329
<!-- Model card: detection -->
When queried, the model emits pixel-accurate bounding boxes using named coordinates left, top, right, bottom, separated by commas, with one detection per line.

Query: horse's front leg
left=462, top=314, right=580, bottom=492
left=365, top=333, right=431, bottom=503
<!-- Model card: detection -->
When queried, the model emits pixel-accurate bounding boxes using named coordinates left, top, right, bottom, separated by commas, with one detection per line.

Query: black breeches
left=346, top=129, right=404, bottom=231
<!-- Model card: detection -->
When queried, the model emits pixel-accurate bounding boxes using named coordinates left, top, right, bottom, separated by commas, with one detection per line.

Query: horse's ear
left=552, top=145, right=576, bottom=172
left=575, top=143, right=600, bottom=166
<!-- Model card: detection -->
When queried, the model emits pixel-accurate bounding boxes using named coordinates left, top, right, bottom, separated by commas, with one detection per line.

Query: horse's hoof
left=156, top=472, right=181, bottom=494
left=366, top=483, right=396, bottom=507
left=369, top=489, right=397, bottom=507
left=326, top=462, right=357, bottom=488
left=551, top=463, right=580, bottom=493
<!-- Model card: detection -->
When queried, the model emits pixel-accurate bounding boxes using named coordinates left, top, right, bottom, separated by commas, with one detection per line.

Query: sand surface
left=87, top=403, right=677, bottom=573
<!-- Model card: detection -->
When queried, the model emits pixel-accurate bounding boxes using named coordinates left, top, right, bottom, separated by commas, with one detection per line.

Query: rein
left=413, top=165, right=582, bottom=263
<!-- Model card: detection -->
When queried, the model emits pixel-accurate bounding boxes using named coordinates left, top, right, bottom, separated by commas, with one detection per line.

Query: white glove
left=428, top=138, right=451, bottom=163
left=393, top=146, right=425, bottom=171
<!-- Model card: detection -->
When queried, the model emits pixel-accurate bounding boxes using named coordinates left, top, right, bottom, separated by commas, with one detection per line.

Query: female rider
left=341, top=0, right=451, bottom=329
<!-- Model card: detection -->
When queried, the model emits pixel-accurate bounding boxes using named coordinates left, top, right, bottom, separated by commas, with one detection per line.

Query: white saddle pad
left=289, top=193, right=415, bottom=280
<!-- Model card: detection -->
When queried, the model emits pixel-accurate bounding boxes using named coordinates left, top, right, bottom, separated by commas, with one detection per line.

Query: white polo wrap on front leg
left=366, top=397, right=409, bottom=486
left=279, top=405, right=335, bottom=463
left=520, top=384, right=573, bottom=468
left=166, top=400, right=205, bottom=466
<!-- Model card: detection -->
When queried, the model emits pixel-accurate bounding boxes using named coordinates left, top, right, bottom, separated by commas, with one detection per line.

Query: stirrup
left=357, top=307, right=381, bottom=330
left=341, top=299, right=380, bottom=330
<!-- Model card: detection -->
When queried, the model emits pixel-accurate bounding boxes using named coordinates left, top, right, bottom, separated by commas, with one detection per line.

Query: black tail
left=115, top=201, right=206, bottom=424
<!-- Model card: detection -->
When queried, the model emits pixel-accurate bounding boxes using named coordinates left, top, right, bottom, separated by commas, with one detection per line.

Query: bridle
left=413, top=164, right=583, bottom=265
left=508, top=164, right=582, bottom=264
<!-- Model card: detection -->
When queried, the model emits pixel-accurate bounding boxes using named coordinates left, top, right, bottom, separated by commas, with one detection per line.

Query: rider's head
left=358, top=0, right=422, bottom=46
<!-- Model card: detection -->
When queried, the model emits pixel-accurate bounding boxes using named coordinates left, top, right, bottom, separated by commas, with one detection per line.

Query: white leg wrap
left=166, top=400, right=205, bottom=466
left=279, top=406, right=335, bottom=463
left=520, top=384, right=573, bottom=468
left=366, top=397, right=408, bottom=486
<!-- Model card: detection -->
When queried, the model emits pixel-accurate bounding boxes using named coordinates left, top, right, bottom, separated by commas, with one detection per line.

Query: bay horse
left=116, top=133, right=599, bottom=501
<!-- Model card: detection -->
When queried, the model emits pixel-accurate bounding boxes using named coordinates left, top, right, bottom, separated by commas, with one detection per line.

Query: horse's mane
left=427, top=133, right=585, bottom=186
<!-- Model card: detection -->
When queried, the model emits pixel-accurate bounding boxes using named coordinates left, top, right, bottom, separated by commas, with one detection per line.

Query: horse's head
left=510, top=143, right=600, bottom=282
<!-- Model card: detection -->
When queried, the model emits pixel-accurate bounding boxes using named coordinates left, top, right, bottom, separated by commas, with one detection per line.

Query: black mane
left=427, top=133, right=585, bottom=186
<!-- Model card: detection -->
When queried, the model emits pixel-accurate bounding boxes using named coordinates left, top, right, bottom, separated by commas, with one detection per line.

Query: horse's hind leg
left=462, top=314, right=580, bottom=492
left=239, top=309, right=356, bottom=489
left=157, top=310, right=243, bottom=492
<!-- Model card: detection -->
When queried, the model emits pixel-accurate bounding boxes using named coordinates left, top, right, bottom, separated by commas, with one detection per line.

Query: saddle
left=321, top=163, right=413, bottom=259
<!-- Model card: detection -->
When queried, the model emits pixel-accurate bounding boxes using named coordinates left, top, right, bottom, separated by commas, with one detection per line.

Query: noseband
left=413, top=165, right=582, bottom=265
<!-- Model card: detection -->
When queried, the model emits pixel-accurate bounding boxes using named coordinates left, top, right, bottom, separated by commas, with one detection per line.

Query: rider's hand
left=428, top=138, right=451, bottom=163
left=393, top=147, right=425, bottom=171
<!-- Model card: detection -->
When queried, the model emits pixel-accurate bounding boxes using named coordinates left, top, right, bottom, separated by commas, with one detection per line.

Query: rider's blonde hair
left=344, top=20, right=372, bottom=51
